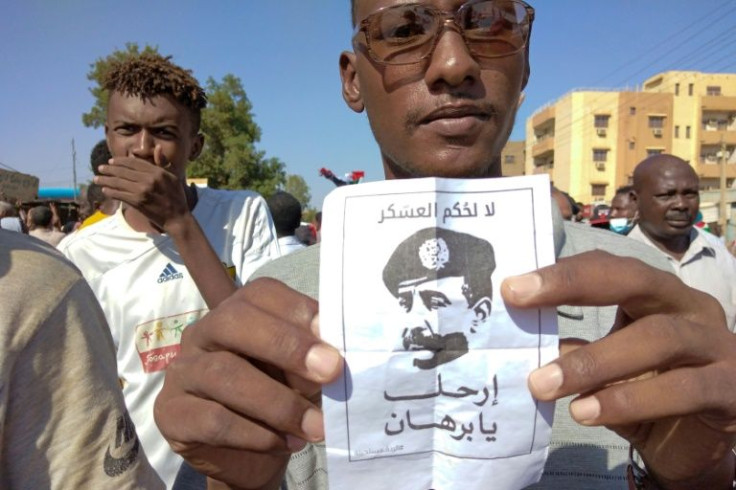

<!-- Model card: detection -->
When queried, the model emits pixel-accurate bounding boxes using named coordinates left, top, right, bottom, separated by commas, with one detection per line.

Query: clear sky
left=1, top=1, right=735, bottom=208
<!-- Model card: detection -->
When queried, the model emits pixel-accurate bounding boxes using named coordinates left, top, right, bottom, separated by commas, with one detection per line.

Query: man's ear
left=189, top=133, right=205, bottom=161
left=471, top=297, right=492, bottom=333
left=340, top=51, right=364, bottom=113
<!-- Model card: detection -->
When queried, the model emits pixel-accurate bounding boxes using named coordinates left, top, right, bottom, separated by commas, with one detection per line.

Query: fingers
left=501, top=250, right=722, bottom=323
left=567, top=363, right=736, bottom=428
left=530, top=315, right=720, bottom=401
left=163, top=348, right=325, bottom=443
left=184, top=278, right=342, bottom=386
left=153, top=144, right=171, bottom=170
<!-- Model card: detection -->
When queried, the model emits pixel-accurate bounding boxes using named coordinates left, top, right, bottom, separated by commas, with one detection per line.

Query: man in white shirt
left=267, top=191, right=307, bottom=255
left=58, top=52, right=279, bottom=488
left=628, top=153, right=736, bottom=331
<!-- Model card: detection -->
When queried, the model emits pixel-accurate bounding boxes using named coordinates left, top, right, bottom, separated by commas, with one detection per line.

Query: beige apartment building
left=501, top=140, right=526, bottom=176
left=526, top=71, right=736, bottom=204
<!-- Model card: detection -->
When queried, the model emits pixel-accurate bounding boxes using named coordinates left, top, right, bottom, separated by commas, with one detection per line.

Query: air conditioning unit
left=595, top=162, right=606, bottom=171
left=652, top=128, right=663, bottom=137
left=596, top=128, right=607, bottom=136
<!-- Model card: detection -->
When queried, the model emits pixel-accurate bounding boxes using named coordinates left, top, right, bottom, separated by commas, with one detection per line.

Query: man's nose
left=671, top=194, right=689, bottom=209
left=424, top=24, right=481, bottom=89
left=131, top=130, right=154, bottom=159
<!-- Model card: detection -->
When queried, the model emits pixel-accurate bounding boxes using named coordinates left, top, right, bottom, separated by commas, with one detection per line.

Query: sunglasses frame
left=353, top=0, right=535, bottom=66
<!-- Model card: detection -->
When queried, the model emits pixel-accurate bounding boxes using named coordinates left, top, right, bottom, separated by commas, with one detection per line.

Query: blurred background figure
left=0, top=200, right=26, bottom=233
left=79, top=183, right=118, bottom=230
left=608, top=185, right=638, bottom=235
left=551, top=186, right=579, bottom=221
left=266, top=191, right=307, bottom=256
left=79, top=140, right=119, bottom=230
left=28, top=205, right=66, bottom=246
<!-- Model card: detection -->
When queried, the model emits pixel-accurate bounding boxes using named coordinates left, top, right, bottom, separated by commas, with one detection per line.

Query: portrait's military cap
left=382, top=227, right=495, bottom=298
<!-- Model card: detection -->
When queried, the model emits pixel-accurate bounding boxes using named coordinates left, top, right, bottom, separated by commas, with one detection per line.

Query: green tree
left=283, top=174, right=311, bottom=209
left=82, top=43, right=160, bottom=128
left=188, top=75, right=286, bottom=195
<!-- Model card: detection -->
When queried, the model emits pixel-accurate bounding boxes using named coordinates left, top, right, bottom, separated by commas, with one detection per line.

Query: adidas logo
left=157, top=263, right=184, bottom=284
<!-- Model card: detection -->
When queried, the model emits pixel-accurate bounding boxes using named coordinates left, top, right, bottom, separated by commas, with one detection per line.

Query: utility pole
left=71, top=138, right=78, bottom=201
left=719, top=136, right=728, bottom=232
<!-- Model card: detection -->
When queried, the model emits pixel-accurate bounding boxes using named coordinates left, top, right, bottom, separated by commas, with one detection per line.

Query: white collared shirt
left=278, top=234, right=307, bottom=256
left=628, top=225, right=736, bottom=332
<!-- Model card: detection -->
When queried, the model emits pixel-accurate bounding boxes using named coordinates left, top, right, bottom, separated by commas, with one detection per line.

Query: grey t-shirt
left=251, top=211, right=672, bottom=490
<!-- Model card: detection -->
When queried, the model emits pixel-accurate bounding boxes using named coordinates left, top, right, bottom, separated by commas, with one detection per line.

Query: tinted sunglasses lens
left=462, top=1, right=530, bottom=58
left=368, top=5, right=438, bottom=63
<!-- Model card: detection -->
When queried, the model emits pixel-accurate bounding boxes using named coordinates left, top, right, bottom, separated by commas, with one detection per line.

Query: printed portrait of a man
left=382, top=227, right=496, bottom=370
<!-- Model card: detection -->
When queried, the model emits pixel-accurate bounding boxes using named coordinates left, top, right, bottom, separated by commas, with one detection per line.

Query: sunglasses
left=353, top=0, right=534, bottom=65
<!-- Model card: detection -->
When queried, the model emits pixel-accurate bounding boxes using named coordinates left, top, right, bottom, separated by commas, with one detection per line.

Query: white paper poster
left=320, top=175, right=558, bottom=490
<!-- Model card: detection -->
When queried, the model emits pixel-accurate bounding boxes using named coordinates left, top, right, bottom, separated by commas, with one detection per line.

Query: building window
left=593, top=149, right=608, bottom=162
left=649, top=116, right=665, bottom=128
left=675, top=83, right=680, bottom=96
left=629, top=141, right=635, bottom=150
left=504, top=155, right=516, bottom=164
left=594, top=115, right=610, bottom=128
left=707, top=85, right=722, bottom=96
left=675, top=125, right=680, bottom=138
left=591, top=184, right=607, bottom=197
left=688, top=83, right=694, bottom=96
left=686, top=126, right=691, bottom=139
left=647, top=149, right=664, bottom=157
left=630, top=106, right=636, bottom=115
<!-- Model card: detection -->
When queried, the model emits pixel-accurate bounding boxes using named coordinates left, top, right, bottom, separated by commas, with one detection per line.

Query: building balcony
left=532, top=138, right=555, bottom=158
left=701, top=95, right=736, bottom=112
left=532, top=105, right=556, bottom=130
left=700, top=130, right=736, bottom=146
left=696, top=162, right=736, bottom=180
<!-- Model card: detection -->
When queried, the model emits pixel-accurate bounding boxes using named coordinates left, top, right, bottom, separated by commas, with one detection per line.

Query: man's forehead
left=646, top=167, right=699, bottom=191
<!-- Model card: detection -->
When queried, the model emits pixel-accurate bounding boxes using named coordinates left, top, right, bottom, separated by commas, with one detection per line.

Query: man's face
left=610, top=193, right=637, bottom=220
left=637, top=166, right=699, bottom=242
left=343, top=0, right=529, bottom=180
left=397, top=275, right=482, bottom=369
left=105, top=92, right=203, bottom=180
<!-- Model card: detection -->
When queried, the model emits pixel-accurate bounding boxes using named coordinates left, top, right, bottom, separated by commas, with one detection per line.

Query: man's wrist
left=162, top=211, right=196, bottom=238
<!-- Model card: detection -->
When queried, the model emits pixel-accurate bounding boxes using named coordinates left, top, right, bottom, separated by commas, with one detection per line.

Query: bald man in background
left=629, top=154, right=736, bottom=331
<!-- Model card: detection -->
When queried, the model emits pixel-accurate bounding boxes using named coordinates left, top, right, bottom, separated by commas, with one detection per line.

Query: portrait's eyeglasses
left=353, top=0, right=534, bottom=66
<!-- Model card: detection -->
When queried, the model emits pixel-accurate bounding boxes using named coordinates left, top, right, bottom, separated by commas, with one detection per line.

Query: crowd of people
left=2, top=0, right=736, bottom=489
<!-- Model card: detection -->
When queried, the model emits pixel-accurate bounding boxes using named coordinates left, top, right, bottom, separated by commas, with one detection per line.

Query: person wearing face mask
left=608, top=185, right=638, bottom=235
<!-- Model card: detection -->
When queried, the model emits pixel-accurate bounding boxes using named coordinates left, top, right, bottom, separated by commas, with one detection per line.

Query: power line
left=0, top=160, right=21, bottom=172
left=578, top=0, right=736, bottom=89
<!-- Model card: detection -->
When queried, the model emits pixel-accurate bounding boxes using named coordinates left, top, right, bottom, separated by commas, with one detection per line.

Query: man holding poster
left=154, top=1, right=736, bottom=489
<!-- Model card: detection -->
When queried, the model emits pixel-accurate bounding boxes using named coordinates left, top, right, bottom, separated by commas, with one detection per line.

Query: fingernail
left=305, top=344, right=340, bottom=381
left=286, top=434, right=308, bottom=452
left=528, top=363, right=563, bottom=398
left=93, top=176, right=100, bottom=184
left=505, top=272, right=542, bottom=301
left=570, top=396, right=600, bottom=424
left=310, top=314, right=320, bottom=336
left=301, top=408, right=324, bottom=441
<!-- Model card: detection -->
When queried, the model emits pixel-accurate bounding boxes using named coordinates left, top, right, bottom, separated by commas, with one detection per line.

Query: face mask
left=609, top=217, right=633, bottom=235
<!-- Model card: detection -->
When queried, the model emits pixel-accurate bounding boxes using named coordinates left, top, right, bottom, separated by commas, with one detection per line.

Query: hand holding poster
left=320, top=175, right=558, bottom=490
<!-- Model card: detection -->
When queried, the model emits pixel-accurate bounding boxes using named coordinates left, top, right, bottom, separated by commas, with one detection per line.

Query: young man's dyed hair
left=103, top=53, right=207, bottom=132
